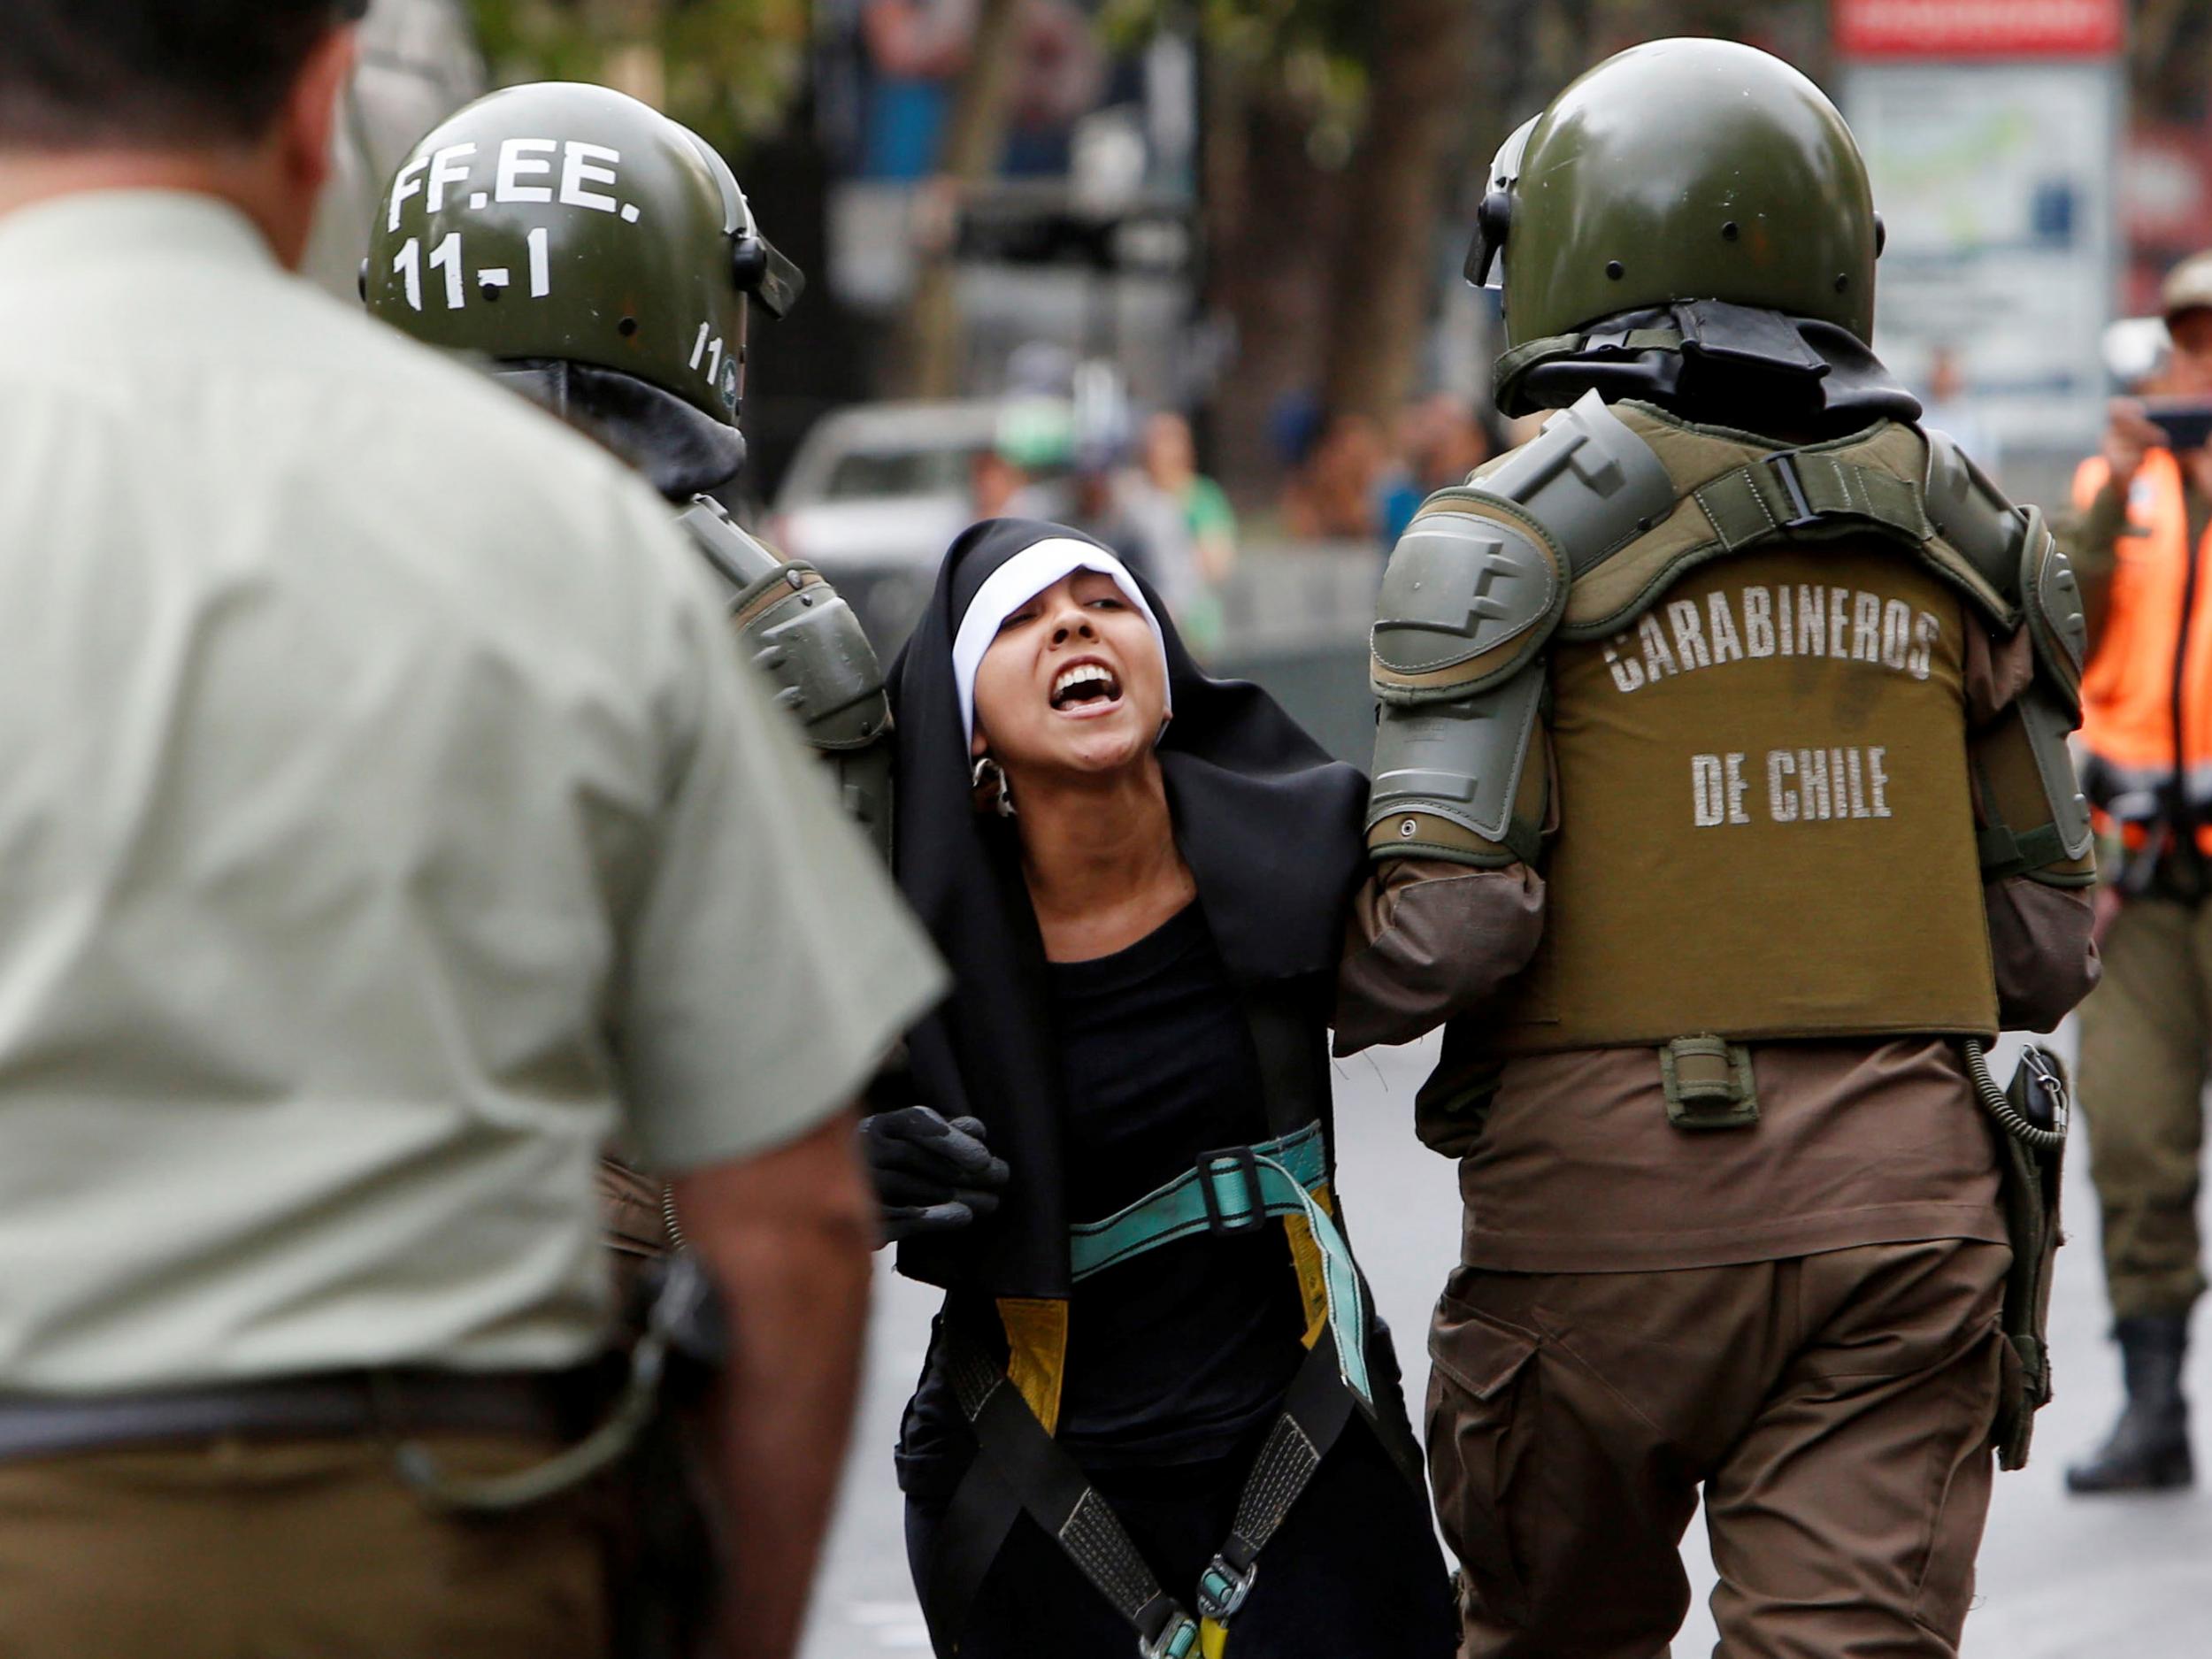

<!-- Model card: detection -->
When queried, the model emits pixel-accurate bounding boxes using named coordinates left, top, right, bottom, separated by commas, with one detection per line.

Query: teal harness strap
left=1067, top=1123, right=1325, bottom=1277
left=1065, top=1122, right=1373, bottom=1409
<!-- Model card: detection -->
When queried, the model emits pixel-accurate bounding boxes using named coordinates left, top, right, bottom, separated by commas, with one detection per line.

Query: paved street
left=800, top=1029, right=2212, bottom=1658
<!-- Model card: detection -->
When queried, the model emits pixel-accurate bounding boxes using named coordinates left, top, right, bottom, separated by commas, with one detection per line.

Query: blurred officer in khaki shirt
left=0, top=5, right=945, bottom=1659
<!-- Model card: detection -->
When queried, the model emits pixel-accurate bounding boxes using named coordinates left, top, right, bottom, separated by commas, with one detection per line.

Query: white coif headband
left=952, top=538, right=1171, bottom=746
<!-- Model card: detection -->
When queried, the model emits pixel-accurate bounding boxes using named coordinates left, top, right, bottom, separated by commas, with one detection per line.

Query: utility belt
left=2095, top=810, right=2212, bottom=902
left=926, top=1120, right=1422, bottom=1659
left=0, top=1364, right=604, bottom=1467
left=2084, top=755, right=2212, bottom=900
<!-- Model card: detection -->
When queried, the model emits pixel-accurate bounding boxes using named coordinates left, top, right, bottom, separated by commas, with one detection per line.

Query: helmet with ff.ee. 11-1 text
left=362, top=81, right=801, bottom=437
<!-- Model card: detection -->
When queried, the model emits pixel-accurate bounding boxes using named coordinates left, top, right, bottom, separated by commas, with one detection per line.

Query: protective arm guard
left=1367, top=391, right=1674, bottom=867
left=1367, top=509, right=1559, bottom=866
left=678, top=497, right=895, bottom=863
left=1985, top=516, right=2095, bottom=885
left=1924, top=438, right=2095, bottom=887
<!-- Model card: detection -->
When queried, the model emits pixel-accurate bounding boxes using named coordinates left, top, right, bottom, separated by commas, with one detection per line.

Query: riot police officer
left=1333, top=40, right=2101, bottom=1658
left=366, top=85, right=909, bottom=1281
left=361, top=90, right=928, bottom=1655
left=365, top=81, right=893, bottom=863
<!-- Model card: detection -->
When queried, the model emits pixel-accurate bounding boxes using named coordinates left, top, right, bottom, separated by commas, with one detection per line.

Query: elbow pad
left=1976, top=511, right=2095, bottom=884
left=679, top=497, right=895, bottom=861
left=1923, top=435, right=2094, bottom=882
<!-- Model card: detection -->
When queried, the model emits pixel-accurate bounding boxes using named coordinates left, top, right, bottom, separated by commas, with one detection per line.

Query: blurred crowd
left=948, top=371, right=1518, bottom=655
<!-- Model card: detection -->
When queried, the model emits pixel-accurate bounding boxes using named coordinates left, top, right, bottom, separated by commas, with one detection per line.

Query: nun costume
left=872, top=519, right=1454, bottom=1659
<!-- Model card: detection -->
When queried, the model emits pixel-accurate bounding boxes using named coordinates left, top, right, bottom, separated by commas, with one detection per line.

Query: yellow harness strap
left=1283, top=1184, right=1336, bottom=1350
left=995, top=1297, right=1069, bottom=1436
left=992, top=1198, right=1339, bottom=1658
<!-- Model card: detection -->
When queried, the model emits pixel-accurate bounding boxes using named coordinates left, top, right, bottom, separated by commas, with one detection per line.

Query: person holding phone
left=2060, top=250, right=2212, bottom=1494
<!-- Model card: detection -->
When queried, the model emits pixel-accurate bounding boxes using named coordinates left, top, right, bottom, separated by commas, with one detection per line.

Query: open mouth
left=1049, top=660, right=1123, bottom=712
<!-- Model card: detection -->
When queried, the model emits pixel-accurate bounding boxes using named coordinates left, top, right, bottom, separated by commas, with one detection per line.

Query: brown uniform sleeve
left=1333, top=858, right=1546, bottom=1056
left=1961, top=618, right=2101, bottom=1029
left=1984, top=877, right=2099, bottom=1032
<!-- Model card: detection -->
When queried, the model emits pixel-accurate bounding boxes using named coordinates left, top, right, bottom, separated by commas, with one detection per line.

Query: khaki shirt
left=0, top=191, right=943, bottom=1393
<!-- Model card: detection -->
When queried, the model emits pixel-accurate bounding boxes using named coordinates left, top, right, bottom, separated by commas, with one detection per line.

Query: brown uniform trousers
left=2076, top=895, right=2211, bottom=1320
left=1428, top=1239, right=2009, bottom=1659
left=0, top=1432, right=606, bottom=1658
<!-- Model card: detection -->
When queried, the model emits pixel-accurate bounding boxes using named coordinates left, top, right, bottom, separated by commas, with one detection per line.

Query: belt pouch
left=1659, top=1036, right=1758, bottom=1131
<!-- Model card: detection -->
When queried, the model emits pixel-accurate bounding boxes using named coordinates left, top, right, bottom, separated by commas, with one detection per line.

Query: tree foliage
left=466, top=0, right=808, bottom=153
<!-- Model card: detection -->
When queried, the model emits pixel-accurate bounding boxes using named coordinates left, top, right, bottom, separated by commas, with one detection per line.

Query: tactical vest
left=1370, top=396, right=2086, bottom=1054
left=1498, top=537, right=1993, bottom=1049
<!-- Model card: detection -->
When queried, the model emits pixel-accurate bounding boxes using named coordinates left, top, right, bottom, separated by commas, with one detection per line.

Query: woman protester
left=863, top=519, right=1454, bottom=1658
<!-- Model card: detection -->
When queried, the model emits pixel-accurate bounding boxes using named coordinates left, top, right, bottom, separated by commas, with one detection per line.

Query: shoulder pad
left=2020, top=508, right=2087, bottom=709
left=677, top=495, right=787, bottom=595
left=1371, top=507, right=1565, bottom=706
left=1471, top=388, right=1676, bottom=576
left=677, top=497, right=892, bottom=751
left=1923, top=428, right=2026, bottom=626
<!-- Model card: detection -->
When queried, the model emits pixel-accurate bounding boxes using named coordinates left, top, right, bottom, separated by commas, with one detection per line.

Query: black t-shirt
left=1049, top=902, right=1309, bottom=1464
left=895, top=904, right=1310, bottom=1489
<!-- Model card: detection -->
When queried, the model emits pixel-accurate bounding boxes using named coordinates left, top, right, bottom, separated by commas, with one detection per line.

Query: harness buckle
left=1196, top=1145, right=1266, bottom=1237
left=1195, top=1555, right=1259, bottom=1623
left=1761, top=450, right=1820, bottom=531
left=1139, top=1610, right=1201, bottom=1659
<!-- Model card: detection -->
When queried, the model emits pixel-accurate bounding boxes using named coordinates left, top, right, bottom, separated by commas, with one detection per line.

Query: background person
left=0, top=5, right=943, bottom=1657
left=1134, top=409, right=1237, bottom=657
left=1280, top=409, right=1388, bottom=543
left=2059, top=248, right=2212, bottom=1494
left=867, top=519, right=1455, bottom=1658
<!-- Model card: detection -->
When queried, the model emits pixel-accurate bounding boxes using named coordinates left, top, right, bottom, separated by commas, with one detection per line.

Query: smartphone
left=2141, top=396, right=2212, bottom=453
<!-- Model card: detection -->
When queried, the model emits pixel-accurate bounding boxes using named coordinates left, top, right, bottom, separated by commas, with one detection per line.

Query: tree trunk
left=1204, top=75, right=1345, bottom=502
left=895, top=0, right=1026, bottom=398
left=1318, top=0, right=1479, bottom=427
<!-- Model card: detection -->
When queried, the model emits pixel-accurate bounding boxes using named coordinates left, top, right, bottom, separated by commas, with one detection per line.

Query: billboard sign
left=1835, top=0, right=2124, bottom=58
left=1841, top=4, right=2122, bottom=457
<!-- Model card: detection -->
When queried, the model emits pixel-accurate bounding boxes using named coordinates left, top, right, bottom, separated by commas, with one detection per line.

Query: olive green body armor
left=1367, top=393, right=2093, bottom=1052
left=1506, top=541, right=1990, bottom=1048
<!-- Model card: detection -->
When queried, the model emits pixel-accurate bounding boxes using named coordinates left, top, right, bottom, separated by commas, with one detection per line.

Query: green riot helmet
left=364, top=81, right=801, bottom=449
left=1469, top=39, right=1881, bottom=354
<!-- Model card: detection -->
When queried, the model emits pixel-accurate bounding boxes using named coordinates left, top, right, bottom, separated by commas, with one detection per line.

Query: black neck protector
left=492, top=359, right=746, bottom=501
left=1501, top=300, right=1922, bottom=439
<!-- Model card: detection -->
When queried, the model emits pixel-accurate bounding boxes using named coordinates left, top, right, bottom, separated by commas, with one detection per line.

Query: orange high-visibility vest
left=2072, top=450, right=2212, bottom=830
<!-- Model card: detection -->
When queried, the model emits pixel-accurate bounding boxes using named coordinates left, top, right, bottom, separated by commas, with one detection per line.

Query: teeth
left=1052, top=664, right=1119, bottom=703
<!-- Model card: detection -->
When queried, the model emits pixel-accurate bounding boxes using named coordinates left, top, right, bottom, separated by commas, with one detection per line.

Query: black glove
left=859, top=1106, right=1010, bottom=1243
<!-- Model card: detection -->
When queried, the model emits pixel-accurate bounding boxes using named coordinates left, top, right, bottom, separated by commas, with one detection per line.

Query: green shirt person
left=1139, top=410, right=1237, bottom=655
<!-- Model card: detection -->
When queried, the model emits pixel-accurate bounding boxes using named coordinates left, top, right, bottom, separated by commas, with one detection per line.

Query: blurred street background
left=326, top=1, right=2212, bottom=1653
left=340, top=0, right=2198, bottom=710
